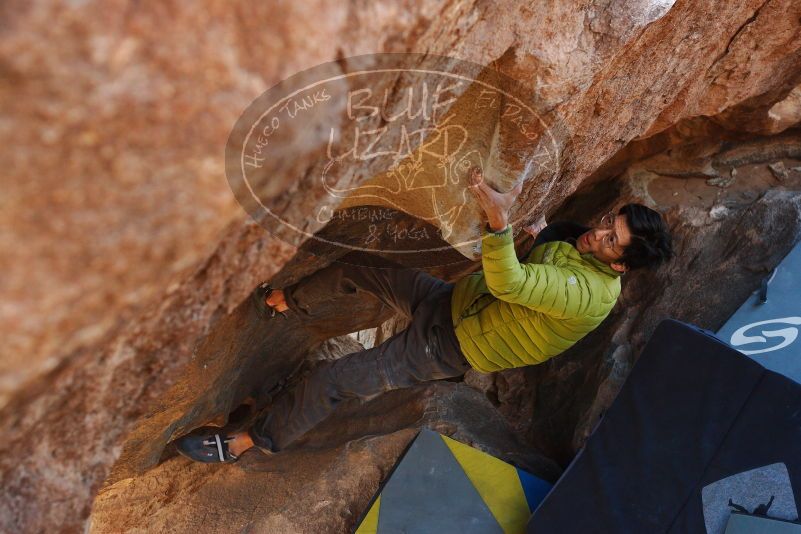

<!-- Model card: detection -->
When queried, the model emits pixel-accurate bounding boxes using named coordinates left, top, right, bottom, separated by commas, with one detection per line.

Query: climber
left=177, top=167, right=674, bottom=463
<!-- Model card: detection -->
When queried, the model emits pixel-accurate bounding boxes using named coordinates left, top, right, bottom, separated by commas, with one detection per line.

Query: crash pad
left=354, top=428, right=552, bottom=534
left=717, top=240, right=801, bottom=383
left=527, top=320, right=801, bottom=533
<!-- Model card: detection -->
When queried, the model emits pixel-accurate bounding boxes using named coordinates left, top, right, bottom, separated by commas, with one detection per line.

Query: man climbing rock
left=177, top=168, right=673, bottom=463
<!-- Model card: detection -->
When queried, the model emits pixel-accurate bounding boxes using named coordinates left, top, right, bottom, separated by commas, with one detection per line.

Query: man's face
left=576, top=212, right=633, bottom=273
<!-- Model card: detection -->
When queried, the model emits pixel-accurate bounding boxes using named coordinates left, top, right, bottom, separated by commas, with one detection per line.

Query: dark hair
left=617, top=204, right=673, bottom=271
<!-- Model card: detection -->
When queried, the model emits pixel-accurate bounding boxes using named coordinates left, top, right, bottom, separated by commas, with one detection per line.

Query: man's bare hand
left=467, top=166, right=523, bottom=232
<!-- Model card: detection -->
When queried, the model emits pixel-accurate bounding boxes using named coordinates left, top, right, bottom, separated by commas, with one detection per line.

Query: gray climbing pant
left=249, top=255, right=471, bottom=452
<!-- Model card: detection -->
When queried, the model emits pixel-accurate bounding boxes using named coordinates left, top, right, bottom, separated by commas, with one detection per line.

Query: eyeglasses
left=598, top=212, right=623, bottom=256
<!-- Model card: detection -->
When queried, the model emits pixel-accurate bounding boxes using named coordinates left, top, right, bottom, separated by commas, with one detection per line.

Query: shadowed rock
left=91, top=380, right=560, bottom=534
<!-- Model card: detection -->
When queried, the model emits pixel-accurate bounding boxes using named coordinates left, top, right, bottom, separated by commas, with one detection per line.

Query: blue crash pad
left=717, top=240, right=801, bottom=384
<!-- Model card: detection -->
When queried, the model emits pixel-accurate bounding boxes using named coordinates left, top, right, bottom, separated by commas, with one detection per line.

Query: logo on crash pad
left=729, top=317, right=801, bottom=355
left=225, top=53, right=559, bottom=267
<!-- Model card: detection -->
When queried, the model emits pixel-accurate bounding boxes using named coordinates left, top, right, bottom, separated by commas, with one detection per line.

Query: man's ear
left=610, top=261, right=629, bottom=273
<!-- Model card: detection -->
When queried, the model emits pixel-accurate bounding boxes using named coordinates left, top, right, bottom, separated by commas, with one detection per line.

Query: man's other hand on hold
left=467, top=166, right=523, bottom=232
left=524, top=216, right=548, bottom=240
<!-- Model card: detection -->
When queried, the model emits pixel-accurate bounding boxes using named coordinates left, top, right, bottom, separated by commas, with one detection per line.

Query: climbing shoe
left=176, top=427, right=240, bottom=464
left=253, top=281, right=288, bottom=320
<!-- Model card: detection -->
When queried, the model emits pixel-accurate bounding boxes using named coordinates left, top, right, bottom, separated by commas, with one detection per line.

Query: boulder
left=1, top=0, right=800, bottom=532
left=91, top=378, right=560, bottom=533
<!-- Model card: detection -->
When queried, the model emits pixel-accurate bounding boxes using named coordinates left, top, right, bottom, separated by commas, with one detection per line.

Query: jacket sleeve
left=480, top=224, right=592, bottom=318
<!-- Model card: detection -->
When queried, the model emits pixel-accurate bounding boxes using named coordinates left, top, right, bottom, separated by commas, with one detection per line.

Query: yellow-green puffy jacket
left=450, top=224, right=621, bottom=373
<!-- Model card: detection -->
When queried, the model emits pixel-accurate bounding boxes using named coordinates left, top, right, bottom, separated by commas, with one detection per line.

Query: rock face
left=91, top=376, right=561, bottom=533
left=2, top=0, right=801, bottom=533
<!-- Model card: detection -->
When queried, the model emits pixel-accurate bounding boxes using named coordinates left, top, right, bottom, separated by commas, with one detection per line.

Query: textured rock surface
left=1, top=0, right=800, bottom=533
left=91, top=380, right=561, bottom=534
